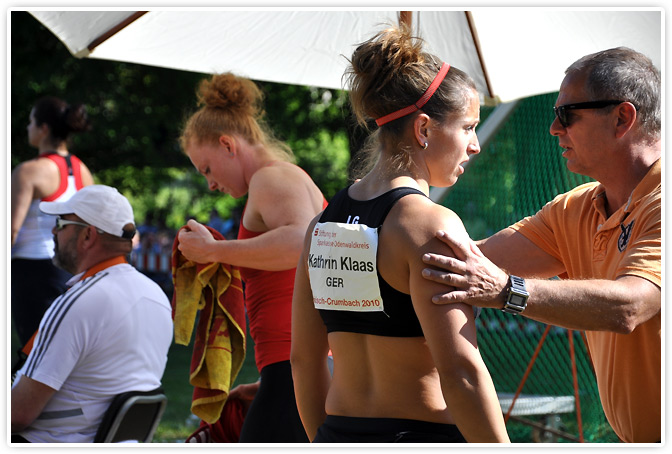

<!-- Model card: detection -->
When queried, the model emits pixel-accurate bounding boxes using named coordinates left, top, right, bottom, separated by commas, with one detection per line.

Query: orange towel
left=171, top=226, right=246, bottom=424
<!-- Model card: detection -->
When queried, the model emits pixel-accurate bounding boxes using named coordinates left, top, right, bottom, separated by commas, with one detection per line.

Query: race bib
left=308, top=222, right=384, bottom=312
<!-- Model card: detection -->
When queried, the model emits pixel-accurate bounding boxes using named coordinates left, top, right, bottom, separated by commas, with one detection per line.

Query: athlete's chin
left=446, top=175, right=459, bottom=187
left=431, top=175, right=459, bottom=188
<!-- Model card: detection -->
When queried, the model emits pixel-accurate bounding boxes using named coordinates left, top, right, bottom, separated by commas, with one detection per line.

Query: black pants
left=314, top=415, right=467, bottom=443
left=238, top=360, right=308, bottom=443
left=11, top=258, right=71, bottom=345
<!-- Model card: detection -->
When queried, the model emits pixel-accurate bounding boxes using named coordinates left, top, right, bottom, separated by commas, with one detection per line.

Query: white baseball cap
left=40, top=185, right=136, bottom=239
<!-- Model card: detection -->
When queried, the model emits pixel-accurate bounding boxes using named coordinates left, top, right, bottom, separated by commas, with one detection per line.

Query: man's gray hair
left=566, top=47, right=660, bottom=141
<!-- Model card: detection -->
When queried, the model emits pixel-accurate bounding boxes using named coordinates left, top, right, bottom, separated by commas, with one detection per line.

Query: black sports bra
left=311, top=186, right=426, bottom=337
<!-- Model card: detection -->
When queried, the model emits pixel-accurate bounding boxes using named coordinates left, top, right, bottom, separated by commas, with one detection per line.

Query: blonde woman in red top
left=177, top=73, right=326, bottom=442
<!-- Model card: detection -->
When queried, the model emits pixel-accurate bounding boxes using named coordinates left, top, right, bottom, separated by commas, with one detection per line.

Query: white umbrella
left=26, top=8, right=663, bottom=203
left=29, top=8, right=662, bottom=104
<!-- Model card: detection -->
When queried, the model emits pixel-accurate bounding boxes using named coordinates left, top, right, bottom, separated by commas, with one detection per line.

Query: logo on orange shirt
left=618, top=220, right=634, bottom=252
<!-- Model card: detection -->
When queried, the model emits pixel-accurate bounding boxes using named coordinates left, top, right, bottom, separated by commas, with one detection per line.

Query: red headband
left=375, top=62, right=451, bottom=127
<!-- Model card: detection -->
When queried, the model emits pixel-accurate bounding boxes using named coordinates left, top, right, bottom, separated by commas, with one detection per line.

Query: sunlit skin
left=177, top=133, right=326, bottom=271
left=424, top=90, right=481, bottom=188
left=185, top=135, right=250, bottom=199
left=549, top=72, right=621, bottom=182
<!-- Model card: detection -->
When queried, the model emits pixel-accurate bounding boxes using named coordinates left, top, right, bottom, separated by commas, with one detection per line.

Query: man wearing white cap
left=11, top=185, right=173, bottom=443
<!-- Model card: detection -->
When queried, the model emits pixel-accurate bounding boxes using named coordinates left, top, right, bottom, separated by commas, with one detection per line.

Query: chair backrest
left=94, top=388, right=167, bottom=443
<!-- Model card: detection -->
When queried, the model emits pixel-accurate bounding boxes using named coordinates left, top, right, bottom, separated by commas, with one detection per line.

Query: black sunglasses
left=553, top=100, right=626, bottom=128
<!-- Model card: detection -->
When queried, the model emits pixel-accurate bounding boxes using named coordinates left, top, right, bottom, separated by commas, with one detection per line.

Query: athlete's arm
left=393, top=199, right=509, bottom=442
left=11, top=159, right=58, bottom=245
left=290, top=215, right=331, bottom=441
left=177, top=165, right=323, bottom=270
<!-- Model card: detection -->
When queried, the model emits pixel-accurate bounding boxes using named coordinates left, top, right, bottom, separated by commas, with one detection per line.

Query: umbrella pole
left=399, top=11, right=413, bottom=28
left=87, top=11, right=148, bottom=54
left=465, top=11, right=494, bottom=99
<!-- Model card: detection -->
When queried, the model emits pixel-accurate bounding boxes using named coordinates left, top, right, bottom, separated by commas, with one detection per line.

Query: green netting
left=441, top=93, right=618, bottom=443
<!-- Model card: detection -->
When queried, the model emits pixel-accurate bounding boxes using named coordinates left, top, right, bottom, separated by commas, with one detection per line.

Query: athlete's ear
left=414, top=114, right=431, bottom=149
left=218, top=135, right=236, bottom=157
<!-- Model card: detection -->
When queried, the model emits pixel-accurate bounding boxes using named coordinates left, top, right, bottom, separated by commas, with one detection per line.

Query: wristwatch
left=502, top=275, right=529, bottom=315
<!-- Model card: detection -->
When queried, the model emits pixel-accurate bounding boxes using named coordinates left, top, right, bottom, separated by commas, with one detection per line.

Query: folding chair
left=94, top=388, right=168, bottom=443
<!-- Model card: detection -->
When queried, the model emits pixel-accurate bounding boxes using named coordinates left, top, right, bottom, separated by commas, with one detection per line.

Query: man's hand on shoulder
left=421, top=230, right=509, bottom=309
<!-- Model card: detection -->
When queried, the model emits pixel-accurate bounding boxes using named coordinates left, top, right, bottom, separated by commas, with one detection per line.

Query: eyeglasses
left=55, top=216, right=91, bottom=231
left=55, top=216, right=106, bottom=234
left=553, top=100, right=626, bottom=128
left=55, top=216, right=107, bottom=236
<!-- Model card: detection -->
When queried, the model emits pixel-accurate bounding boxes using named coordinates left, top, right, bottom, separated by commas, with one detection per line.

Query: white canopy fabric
left=29, top=8, right=662, bottom=103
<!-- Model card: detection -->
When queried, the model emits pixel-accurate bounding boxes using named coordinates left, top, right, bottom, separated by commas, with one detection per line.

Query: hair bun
left=346, top=24, right=430, bottom=126
left=379, top=25, right=426, bottom=71
left=197, top=73, right=264, bottom=120
left=64, top=103, right=92, bottom=133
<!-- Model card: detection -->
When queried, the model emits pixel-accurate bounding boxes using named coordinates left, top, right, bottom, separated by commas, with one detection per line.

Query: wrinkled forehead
left=557, top=71, right=589, bottom=105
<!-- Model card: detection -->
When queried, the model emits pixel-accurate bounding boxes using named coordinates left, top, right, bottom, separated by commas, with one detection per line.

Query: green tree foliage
left=11, top=11, right=351, bottom=230
left=10, top=12, right=202, bottom=171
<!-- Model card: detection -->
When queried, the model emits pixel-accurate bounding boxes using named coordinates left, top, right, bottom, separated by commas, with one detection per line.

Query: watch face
left=510, top=294, right=526, bottom=306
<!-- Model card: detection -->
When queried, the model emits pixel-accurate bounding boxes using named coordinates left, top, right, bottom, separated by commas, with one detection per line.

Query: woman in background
left=177, top=73, right=326, bottom=442
left=11, top=96, right=94, bottom=346
left=291, top=25, right=509, bottom=443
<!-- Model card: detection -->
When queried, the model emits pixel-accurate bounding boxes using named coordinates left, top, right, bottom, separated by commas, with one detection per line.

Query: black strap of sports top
left=41, top=151, right=74, bottom=176
left=378, top=187, right=427, bottom=227
left=64, top=154, right=74, bottom=176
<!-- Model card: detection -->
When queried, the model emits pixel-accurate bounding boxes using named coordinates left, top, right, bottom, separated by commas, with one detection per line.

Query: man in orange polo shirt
left=421, top=47, right=661, bottom=443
